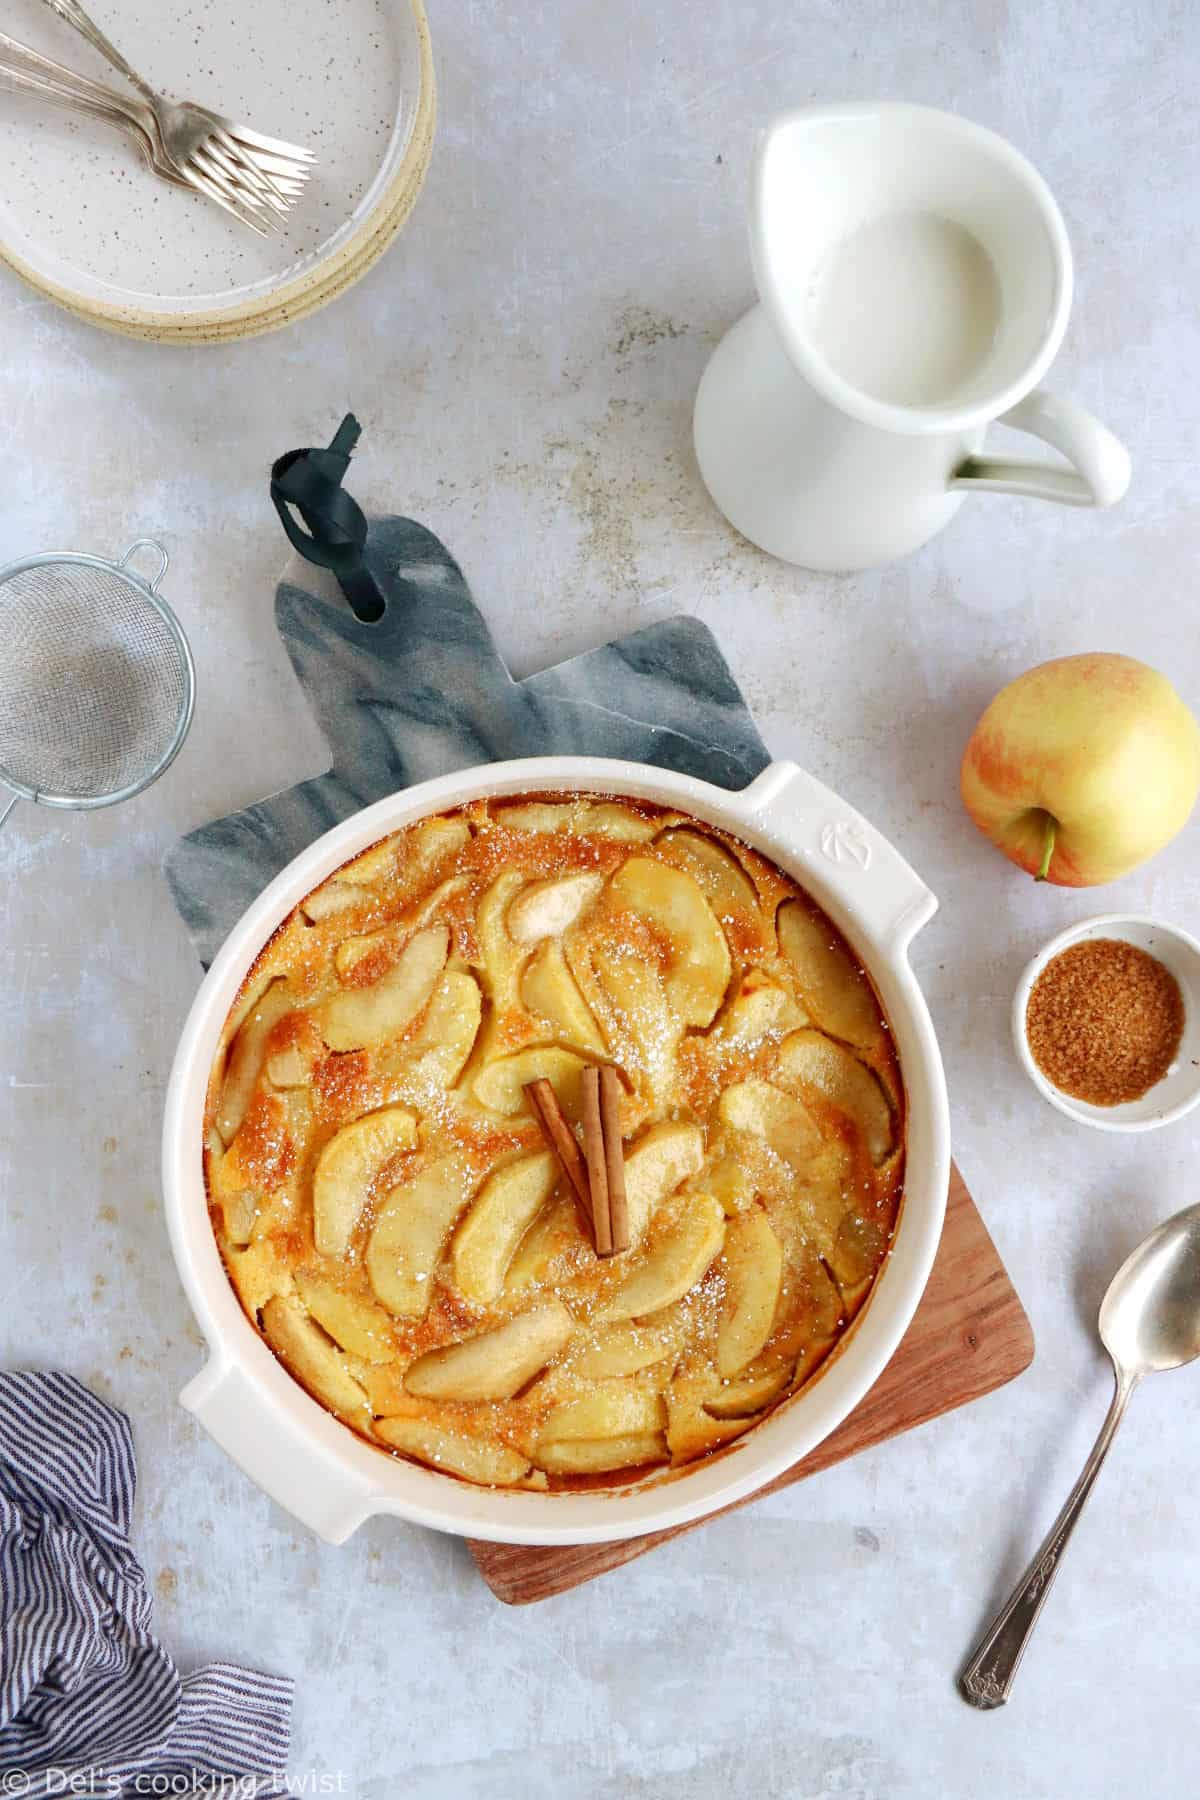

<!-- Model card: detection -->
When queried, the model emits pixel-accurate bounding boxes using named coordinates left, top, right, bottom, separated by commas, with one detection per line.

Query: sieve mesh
left=0, top=557, right=192, bottom=803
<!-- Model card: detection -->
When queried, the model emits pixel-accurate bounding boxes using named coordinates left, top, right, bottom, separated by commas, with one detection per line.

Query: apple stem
left=1036, top=816, right=1056, bottom=882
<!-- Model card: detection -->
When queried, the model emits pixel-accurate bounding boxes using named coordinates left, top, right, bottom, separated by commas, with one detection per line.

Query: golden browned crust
left=204, top=793, right=904, bottom=1490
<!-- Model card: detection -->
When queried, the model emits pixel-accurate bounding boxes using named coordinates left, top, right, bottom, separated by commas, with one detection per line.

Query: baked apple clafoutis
left=205, top=794, right=904, bottom=1490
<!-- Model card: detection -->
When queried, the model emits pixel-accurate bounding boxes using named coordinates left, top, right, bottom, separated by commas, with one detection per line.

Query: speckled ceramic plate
left=0, top=0, right=433, bottom=342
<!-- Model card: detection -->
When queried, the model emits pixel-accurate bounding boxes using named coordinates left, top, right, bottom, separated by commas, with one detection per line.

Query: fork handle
left=37, top=0, right=156, bottom=102
left=0, top=53, right=153, bottom=163
left=0, top=30, right=182, bottom=184
left=0, top=26, right=146, bottom=114
left=0, top=27, right=167, bottom=159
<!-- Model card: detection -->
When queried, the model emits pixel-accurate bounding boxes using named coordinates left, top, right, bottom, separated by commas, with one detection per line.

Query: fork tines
left=186, top=121, right=313, bottom=235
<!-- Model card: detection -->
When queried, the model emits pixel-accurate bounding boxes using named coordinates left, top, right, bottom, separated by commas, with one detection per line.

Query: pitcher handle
left=952, top=388, right=1130, bottom=508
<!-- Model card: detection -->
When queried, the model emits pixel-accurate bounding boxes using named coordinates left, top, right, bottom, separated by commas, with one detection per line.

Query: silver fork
left=0, top=31, right=273, bottom=233
left=38, top=0, right=313, bottom=230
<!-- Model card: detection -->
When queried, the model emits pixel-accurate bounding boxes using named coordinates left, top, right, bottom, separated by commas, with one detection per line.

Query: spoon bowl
left=1100, top=1201, right=1200, bottom=1376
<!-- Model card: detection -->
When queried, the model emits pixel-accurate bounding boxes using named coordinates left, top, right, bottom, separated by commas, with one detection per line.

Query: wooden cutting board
left=469, top=1162, right=1032, bottom=1605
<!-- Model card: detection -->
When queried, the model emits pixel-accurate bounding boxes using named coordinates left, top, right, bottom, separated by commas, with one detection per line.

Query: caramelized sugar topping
left=204, top=794, right=904, bottom=1491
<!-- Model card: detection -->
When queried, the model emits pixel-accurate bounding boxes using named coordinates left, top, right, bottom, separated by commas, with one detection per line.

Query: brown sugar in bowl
left=1014, top=915, right=1200, bottom=1132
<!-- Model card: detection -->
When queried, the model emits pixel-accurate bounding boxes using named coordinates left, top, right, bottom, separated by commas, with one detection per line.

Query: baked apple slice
left=538, top=1384, right=667, bottom=1443
left=311, top=871, right=463, bottom=959
left=475, top=871, right=529, bottom=1004
left=293, top=1273, right=395, bottom=1363
left=573, top=1318, right=682, bottom=1378
left=319, top=834, right=397, bottom=888
left=397, top=814, right=471, bottom=876
left=259, top=1295, right=372, bottom=1430
left=404, top=1300, right=574, bottom=1401
left=312, top=1104, right=418, bottom=1258
left=717, top=1078, right=820, bottom=1170
left=705, top=1360, right=793, bottom=1419
left=502, top=1194, right=583, bottom=1294
left=507, top=872, right=604, bottom=945
left=709, top=969, right=807, bottom=1048
left=213, top=1181, right=258, bottom=1248
left=366, top=1156, right=473, bottom=1317
left=208, top=1126, right=262, bottom=1246
left=771, top=1247, right=844, bottom=1364
left=665, top=1362, right=754, bottom=1460
left=223, top=1238, right=290, bottom=1317
left=299, top=842, right=393, bottom=923
left=216, top=977, right=295, bottom=1145
left=776, top=900, right=882, bottom=1050
left=520, top=940, right=607, bottom=1055
left=471, top=1045, right=589, bottom=1119
left=716, top=1207, right=783, bottom=1376
left=586, top=940, right=680, bottom=1097
left=458, top=869, right=536, bottom=1080
left=599, top=1193, right=726, bottom=1321
left=374, top=1416, right=532, bottom=1487
left=706, top=1152, right=755, bottom=1217
left=301, top=816, right=468, bottom=923
left=533, top=1434, right=668, bottom=1474
left=218, top=1089, right=295, bottom=1208
left=317, top=925, right=449, bottom=1051
left=404, top=969, right=482, bottom=1085
left=410, top=873, right=469, bottom=927
left=452, top=1150, right=560, bottom=1304
left=775, top=1028, right=895, bottom=1164
left=655, top=826, right=759, bottom=917
left=622, top=1120, right=705, bottom=1246
left=264, top=1008, right=325, bottom=1090
left=297, top=883, right=369, bottom=924
left=298, top=839, right=396, bottom=925
left=492, top=799, right=656, bottom=841
left=609, top=857, right=731, bottom=1026
left=827, top=1208, right=891, bottom=1288
left=333, top=922, right=406, bottom=982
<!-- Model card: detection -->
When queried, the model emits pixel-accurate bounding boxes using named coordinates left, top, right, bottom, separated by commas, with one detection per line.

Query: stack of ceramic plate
left=0, top=0, right=434, bottom=343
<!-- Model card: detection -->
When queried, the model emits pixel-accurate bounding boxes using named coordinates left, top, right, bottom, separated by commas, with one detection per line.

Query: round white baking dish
left=162, top=757, right=950, bottom=1545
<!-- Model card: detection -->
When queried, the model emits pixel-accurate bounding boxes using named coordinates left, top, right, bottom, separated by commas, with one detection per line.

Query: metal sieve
left=0, top=539, right=195, bottom=831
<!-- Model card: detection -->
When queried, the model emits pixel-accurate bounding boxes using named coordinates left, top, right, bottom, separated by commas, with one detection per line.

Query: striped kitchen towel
left=0, top=1372, right=293, bottom=1796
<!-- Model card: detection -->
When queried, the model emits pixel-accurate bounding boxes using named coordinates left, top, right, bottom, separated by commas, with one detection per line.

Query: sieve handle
left=118, top=538, right=169, bottom=594
left=0, top=793, right=17, bottom=833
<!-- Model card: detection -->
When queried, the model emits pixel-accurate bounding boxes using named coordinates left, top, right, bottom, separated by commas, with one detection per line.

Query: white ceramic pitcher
left=693, top=103, right=1131, bottom=572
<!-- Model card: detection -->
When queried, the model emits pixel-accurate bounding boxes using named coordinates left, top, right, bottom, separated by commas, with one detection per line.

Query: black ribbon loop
left=269, top=414, right=387, bottom=623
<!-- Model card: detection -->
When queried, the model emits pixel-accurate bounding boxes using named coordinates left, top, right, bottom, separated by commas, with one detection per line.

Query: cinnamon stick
left=599, top=1064, right=629, bottom=1253
left=581, top=1065, right=613, bottom=1255
left=524, top=1079, right=592, bottom=1223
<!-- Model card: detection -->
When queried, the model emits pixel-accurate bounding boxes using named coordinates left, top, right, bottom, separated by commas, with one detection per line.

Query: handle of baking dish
left=181, top=1358, right=378, bottom=1545
left=740, top=761, right=936, bottom=956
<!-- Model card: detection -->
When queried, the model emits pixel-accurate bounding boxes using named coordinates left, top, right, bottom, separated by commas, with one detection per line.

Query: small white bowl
left=1013, top=913, right=1200, bottom=1132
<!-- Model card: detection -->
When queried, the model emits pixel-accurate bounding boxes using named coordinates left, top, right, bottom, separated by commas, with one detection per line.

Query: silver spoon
left=961, top=1201, right=1200, bottom=1708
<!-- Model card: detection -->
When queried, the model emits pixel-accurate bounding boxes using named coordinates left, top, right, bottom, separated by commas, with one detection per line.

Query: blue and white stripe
left=0, top=1373, right=292, bottom=1796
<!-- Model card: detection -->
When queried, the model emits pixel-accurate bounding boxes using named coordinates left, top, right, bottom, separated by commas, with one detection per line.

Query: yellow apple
left=961, top=653, right=1200, bottom=885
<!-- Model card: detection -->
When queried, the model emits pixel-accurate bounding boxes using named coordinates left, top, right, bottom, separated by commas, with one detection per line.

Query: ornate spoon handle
left=960, top=1368, right=1137, bottom=1708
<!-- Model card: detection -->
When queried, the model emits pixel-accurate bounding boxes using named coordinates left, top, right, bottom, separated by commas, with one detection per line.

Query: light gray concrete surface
left=2, top=2, right=1198, bottom=1794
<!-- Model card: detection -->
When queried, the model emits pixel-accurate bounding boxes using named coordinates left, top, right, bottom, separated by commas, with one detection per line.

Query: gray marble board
left=165, top=515, right=770, bottom=963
